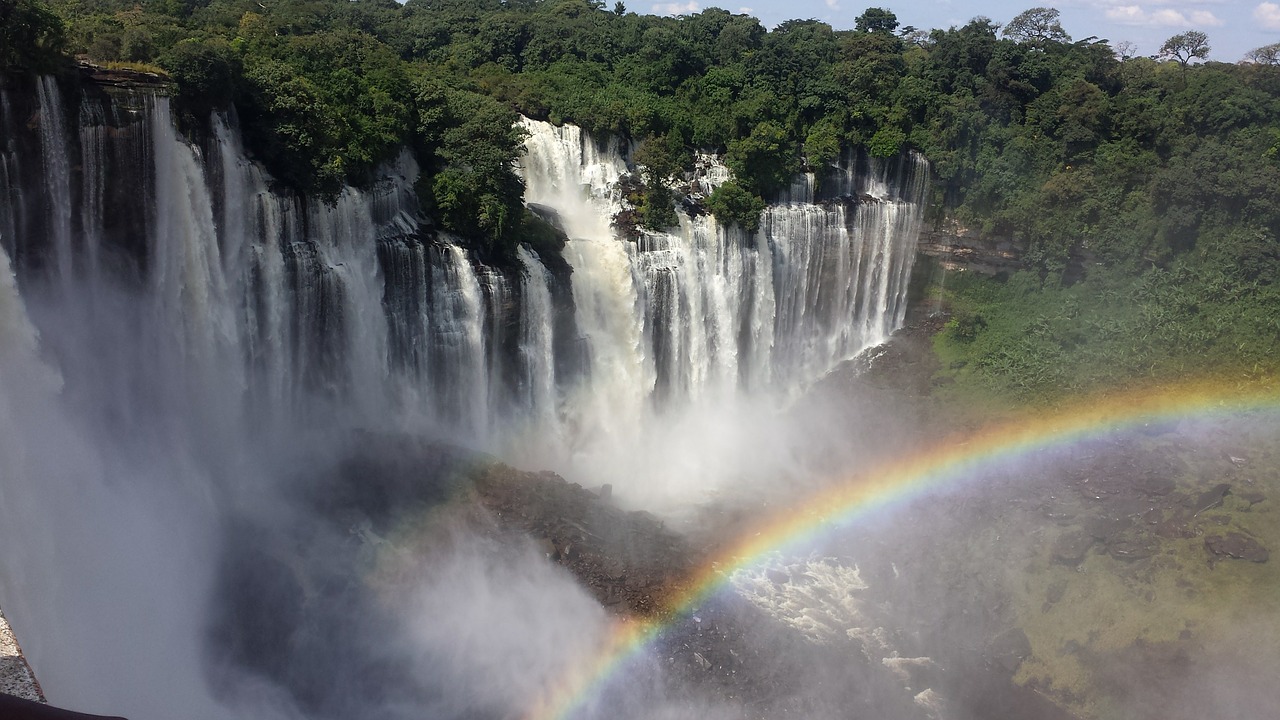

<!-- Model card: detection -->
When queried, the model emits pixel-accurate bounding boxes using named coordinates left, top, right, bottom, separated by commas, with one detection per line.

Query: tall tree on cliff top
left=1159, top=30, right=1210, bottom=65
left=1160, top=30, right=1210, bottom=85
left=1002, top=7, right=1071, bottom=46
left=854, top=7, right=898, bottom=35
left=1246, top=42, right=1280, bottom=66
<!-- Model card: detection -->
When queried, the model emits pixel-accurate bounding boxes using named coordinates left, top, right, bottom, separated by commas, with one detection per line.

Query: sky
left=647, top=0, right=1280, bottom=61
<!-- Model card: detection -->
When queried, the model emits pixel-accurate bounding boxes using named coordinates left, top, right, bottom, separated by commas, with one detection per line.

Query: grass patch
left=926, top=264, right=1280, bottom=403
left=98, top=61, right=171, bottom=78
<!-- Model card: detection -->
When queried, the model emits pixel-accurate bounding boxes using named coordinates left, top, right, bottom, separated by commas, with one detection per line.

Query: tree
left=724, top=121, right=798, bottom=198
left=1246, top=42, right=1280, bottom=66
left=0, top=0, right=65, bottom=71
left=705, top=181, right=766, bottom=233
left=855, top=8, right=898, bottom=35
left=1002, top=7, right=1071, bottom=46
left=1159, top=31, right=1210, bottom=69
left=1113, top=40, right=1137, bottom=61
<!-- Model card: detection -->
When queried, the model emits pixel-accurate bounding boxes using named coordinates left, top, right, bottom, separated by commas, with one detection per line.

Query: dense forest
left=3, top=0, right=1280, bottom=398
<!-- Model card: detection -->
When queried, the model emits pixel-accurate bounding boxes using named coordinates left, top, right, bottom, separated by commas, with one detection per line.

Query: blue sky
left=647, top=1, right=1280, bottom=61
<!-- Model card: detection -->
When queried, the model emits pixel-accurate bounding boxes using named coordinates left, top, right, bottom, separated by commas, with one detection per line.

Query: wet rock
left=1052, top=530, right=1095, bottom=566
left=1239, top=491, right=1266, bottom=508
left=1084, top=515, right=1131, bottom=543
left=1153, top=519, right=1195, bottom=539
left=1205, top=533, right=1269, bottom=563
left=1045, top=581, right=1068, bottom=605
left=1134, top=474, right=1176, bottom=497
left=1107, top=534, right=1158, bottom=561
left=986, top=627, right=1032, bottom=673
left=537, top=537, right=558, bottom=560
left=693, top=652, right=712, bottom=671
left=1192, top=483, right=1231, bottom=516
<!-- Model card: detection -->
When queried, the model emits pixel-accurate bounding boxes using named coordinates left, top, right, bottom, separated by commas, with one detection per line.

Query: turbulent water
left=0, top=76, right=927, bottom=718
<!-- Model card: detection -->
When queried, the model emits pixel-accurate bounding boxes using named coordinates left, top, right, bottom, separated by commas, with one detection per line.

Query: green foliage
left=422, top=87, right=528, bottom=257
left=705, top=181, right=765, bottom=233
left=1, top=0, right=66, bottom=71
left=20, top=0, right=1280, bottom=339
left=868, top=125, right=907, bottom=158
left=159, top=38, right=238, bottom=115
left=935, top=257, right=1280, bottom=400
left=854, top=8, right=897, bottom=35
left=724, top=121, right=797, bottom=198
left=1160, top=31, right=1210, bottom=68
left=1002, top=7, right=1070, bottom=46
left=804, top=119, right=841, bottom=169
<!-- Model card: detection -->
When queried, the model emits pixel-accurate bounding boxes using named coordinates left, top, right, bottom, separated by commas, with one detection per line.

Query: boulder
left=1205, top=533, right=1269, bottom=563
left=1052, top=530, right=1094, bottom=566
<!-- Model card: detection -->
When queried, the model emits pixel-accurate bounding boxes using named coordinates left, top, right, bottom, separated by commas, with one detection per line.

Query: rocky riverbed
left=10, top=318, right=1278, bottom=720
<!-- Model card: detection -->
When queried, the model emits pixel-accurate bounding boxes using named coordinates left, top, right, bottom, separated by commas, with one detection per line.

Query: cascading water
left=0, top=75, right=929, bottom=717
left=513, top=118, right=928, bottom=501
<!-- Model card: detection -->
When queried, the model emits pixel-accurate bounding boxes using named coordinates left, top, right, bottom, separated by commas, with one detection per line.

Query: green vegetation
left=1, top=0, right=66, bottom=71
left=934, top=252, right=1280, bottom=400
left=3, top=1, right=1279, bottom=390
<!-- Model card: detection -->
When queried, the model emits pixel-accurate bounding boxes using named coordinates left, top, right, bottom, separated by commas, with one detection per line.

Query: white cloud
left=1103, top=5, right=1223, bottom=26
left=1090, top=0, right=1226, bottom=6
left=1188, top=9, right=1224, bottom=25
left=825, top=0, right=840, bottom=9
left=737, top=6, right=754, bottom=14
left=652, top=1, right=699, bottom=14
left=1256, top=2, right=1280, bottom=29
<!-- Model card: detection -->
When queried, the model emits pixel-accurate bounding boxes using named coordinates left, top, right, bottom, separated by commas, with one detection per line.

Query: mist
left=0, top=78, right=931, bottom=720
left=2, top=70, right=1278, bottom=720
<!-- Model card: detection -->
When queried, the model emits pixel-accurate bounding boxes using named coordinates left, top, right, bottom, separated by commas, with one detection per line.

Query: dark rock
left=1134, top=474, right=1176, bottom=497
left=986, top=628, right=1032, bottom=673
left=1045, top=581, right=1068, bottom=605
left=1153, top=519, right=1195, bottom=539
left=1084, top=515, right=1131, bottom=542
left=1052, top=530, right=1094, bottom=566
left=1239, top=491, right=1266, bottom=508
left=1192, top=483, right=1231, bottom=516
left=1108, top=535, right=1158, bottom=561
left=1205, top=533, right=1269, bottom=563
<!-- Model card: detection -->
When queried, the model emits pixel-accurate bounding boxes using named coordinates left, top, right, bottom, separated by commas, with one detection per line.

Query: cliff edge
left=0, top=606, right=43, bottom=702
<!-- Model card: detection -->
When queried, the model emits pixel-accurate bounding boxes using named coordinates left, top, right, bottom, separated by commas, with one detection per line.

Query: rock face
left=916, top=219, right=1024, bottom=276
left=470, top=465, right=695, bottom=615
left=0, top=607, right=43, bottom=702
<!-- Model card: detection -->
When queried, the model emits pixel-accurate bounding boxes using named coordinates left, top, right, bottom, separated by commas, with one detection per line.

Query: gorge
left=0, top=71, right=935, bottom=719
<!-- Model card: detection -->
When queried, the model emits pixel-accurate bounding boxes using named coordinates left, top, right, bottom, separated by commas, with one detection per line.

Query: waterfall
left=0, top=77, right=930, bottom=718
left=5, top=85, right=928, bottom=478
left=516, top=245, right=558, bottom=423
left=37, top=77, right=74, bottom=285
left=517, top=119, right=926, bottom=402
left=512, top=117, right=928, bottom=502
left=1, top=80, right=928, bottom=498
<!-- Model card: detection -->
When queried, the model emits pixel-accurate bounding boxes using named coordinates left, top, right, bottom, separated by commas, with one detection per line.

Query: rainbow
left=524, top=379, right=1280, bottom=720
